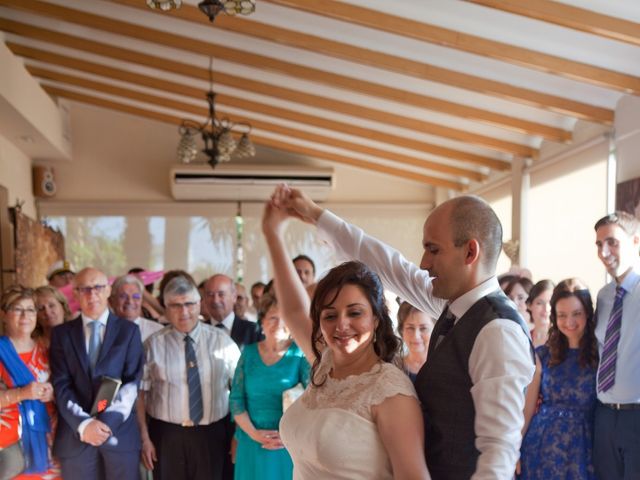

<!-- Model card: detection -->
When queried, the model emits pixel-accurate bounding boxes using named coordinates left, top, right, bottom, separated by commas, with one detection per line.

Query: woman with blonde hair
left=34, top=286, right=72, bottom=345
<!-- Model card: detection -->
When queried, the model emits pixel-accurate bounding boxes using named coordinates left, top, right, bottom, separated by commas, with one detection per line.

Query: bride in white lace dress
left=262, top=189, right=431, bottom=480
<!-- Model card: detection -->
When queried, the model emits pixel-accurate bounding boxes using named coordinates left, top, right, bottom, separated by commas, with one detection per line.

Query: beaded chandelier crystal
left=177, top=59, right=255, bottom=168
left=146, top=0, right=256, bottom=22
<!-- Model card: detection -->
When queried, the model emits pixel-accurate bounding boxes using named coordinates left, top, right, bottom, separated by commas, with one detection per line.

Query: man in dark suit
left=50, top=267, right=144, bottom=480
left=202, top=273, right=260, bottom=480
left=203, top=274, right=262, bottom=349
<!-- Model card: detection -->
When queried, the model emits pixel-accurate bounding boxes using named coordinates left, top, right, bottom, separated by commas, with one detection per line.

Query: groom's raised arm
left=280, top=186, right=446, bottom=318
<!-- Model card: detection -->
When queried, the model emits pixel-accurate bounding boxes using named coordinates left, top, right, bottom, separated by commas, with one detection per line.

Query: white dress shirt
left=595, top=264, right=640, bottom=404
left=317, top=210, right=534, bottom=480
left=212, top=311, right=235, bottom=334
left=134, top=317, right=164, bottom=343
left=77, top=309, right=111, bottom=438
left=142, top=321, right=241, bottom=425
left=81, top=308, right=110, bottom=350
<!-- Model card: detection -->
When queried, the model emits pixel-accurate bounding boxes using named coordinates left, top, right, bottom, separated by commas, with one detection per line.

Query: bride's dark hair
left=309, top=261, right=401, bottom=386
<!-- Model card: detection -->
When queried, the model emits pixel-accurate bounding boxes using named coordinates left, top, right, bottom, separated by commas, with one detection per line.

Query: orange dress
left=0, top=341, right=61, bottom=480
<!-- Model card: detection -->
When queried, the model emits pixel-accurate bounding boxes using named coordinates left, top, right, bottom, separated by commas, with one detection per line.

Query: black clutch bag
left=90, top=377, right=122, bottom=416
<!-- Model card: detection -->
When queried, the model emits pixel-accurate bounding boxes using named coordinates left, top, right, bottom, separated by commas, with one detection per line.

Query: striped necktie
left=597, top=285, right=627, bottom=393
left=184, top=335, right=203, bottom=425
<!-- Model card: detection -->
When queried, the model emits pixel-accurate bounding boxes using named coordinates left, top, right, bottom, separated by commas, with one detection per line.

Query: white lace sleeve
left=367, top=363, right=417, bottom=407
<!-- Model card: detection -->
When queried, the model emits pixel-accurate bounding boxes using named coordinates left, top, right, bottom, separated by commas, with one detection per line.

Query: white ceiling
left=1, top=0, right=639, bottom=191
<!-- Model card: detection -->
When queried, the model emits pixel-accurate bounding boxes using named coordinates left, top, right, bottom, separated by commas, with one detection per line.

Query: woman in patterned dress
left=518, top=282, right=598, bottom=479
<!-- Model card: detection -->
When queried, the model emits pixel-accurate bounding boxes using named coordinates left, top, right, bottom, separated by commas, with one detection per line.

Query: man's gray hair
left=163, top=275, right=201, bottom=302
left=110, top=274, right=144, bottom=298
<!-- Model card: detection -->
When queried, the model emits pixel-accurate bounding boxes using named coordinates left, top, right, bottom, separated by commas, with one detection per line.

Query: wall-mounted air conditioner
left=170, top=164, right=335, bottom=201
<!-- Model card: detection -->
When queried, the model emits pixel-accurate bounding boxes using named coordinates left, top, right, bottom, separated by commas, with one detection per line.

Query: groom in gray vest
left=275, top=186, right=534, bottom=479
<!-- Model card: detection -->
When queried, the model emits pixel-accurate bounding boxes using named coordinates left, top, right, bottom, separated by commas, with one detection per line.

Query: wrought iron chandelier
left=177, top=59, right=255, bottom=168
left=146, top=0, right=256, bottom=22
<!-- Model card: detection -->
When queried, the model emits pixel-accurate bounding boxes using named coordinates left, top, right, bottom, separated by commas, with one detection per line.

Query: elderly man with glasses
left=109, top=274, right=163, bottom=343
left=138, top=275, right=241, bottom=480
left=49, top=267, right=144, bottom=480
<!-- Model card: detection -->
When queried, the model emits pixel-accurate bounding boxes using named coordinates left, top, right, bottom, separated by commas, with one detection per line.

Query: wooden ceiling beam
left=0, top=1, right=613, bottom=125
left=41, top=85, right=467, bottom=190
left=27, top=64, right=487, bottom=182
left=5, top=40, right=510, bottom=171
left=265, top=0, right=640, bottom=94
left=466, top=0, right=640, bottom=47
left=2, top=45, right=530, bottom=157
left=111, top=0, right=571, bottom=142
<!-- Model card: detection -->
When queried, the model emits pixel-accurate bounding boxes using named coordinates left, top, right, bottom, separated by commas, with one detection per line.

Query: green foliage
left=65, top=217, right=126, bottom=277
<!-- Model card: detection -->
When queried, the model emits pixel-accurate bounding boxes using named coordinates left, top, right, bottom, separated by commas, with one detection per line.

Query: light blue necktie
left=88, top=320, right=101, bottom=371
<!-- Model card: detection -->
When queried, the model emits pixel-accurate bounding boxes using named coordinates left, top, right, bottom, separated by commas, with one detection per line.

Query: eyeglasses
left=75, top=284, right=108, bottom=296
left=167, top=301, right=199, bottom=311
left=9, top=306, right=37, bottom=316
left=118, top=293, right=142, bottom=301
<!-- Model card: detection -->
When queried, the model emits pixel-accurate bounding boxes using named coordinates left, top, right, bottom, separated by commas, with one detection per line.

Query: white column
left=123, top=216, right=152, bottom=269
left=163, top=217, right=190, bottom=270
left=510, top=157, right=530, bottom=268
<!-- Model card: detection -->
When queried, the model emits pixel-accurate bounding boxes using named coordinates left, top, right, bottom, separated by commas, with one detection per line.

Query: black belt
left=600, top=402, right=640, bottom=411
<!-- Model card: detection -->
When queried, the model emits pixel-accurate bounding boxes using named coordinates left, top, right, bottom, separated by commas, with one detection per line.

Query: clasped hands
left=82, top=419, right=112, bottom=447
left=251, top=429, right=284, bottom=450
left=263, top=184, right=323, bottom=234
left=23, top=381, right=54, bottom=403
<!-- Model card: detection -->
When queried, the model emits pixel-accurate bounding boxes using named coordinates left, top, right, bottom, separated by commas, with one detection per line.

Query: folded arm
left=98, top=327, right=144, bottom=432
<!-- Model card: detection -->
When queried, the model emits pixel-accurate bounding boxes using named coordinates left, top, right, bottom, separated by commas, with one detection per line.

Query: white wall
left=0, top=134, right=37, bottom=219
left=473, top=123, right=609, bottom=291
left=527, top=143, right=608, bottom=290
left=42, top=102, right=436, bottom=205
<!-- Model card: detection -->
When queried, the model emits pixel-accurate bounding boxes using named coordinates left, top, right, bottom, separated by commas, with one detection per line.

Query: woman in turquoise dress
left=518, top=282, right=598, bottom=479
left=230, top=291, right=310, bottom=480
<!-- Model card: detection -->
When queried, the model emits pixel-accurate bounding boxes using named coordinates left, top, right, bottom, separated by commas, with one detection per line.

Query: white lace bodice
left=280, top=350, right=417, bottom=479
left=301, top=349, right=416, bottom=421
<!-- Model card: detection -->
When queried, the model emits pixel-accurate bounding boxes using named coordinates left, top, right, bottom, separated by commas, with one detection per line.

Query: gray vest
left=415, top=291, right=532, bottom=480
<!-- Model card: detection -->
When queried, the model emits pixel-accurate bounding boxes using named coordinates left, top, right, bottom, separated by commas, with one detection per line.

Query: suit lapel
left=69, top=317, right=90, bottom=374
left=230, top=315, right=241, bottom=344
left=97, top=313, right=120, bottom=367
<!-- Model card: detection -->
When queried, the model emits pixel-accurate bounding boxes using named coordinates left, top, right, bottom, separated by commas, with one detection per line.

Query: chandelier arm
left=176, top=54, right=254, bottom=168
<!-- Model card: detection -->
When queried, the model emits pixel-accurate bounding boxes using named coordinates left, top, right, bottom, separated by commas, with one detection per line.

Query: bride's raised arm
left=262, top=188, right=316, bottom=362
